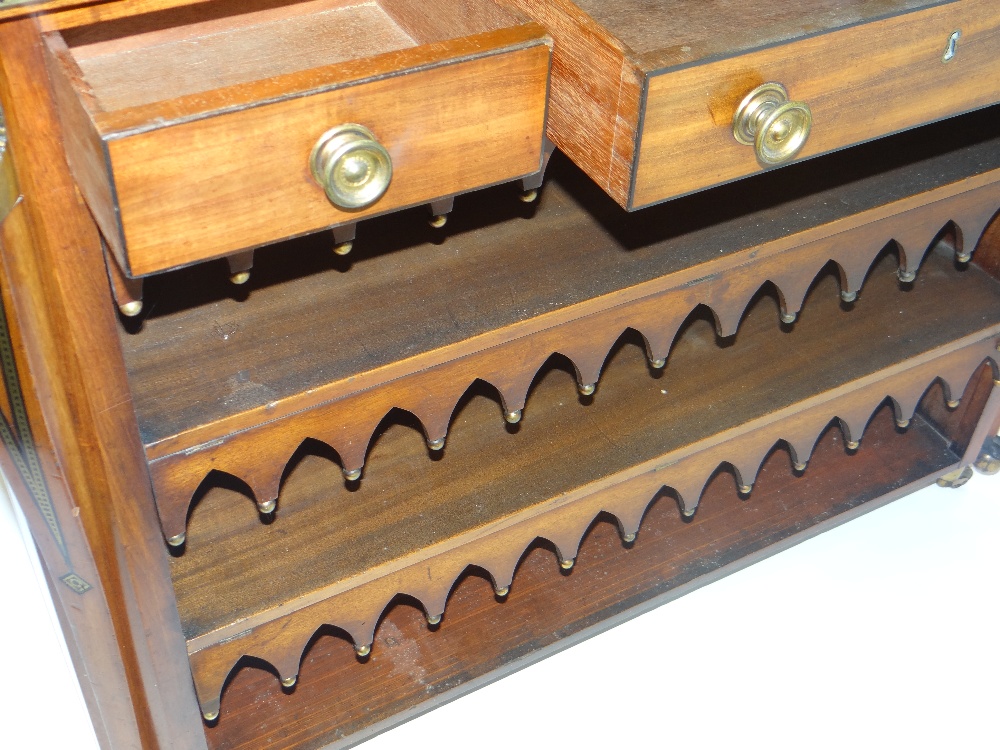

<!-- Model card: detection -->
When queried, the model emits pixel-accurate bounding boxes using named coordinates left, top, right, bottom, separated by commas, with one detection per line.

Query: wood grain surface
left=123, top=110, right=1000, bottom=542
left=199, top=392, right=979, bottom=748
left=174, top=249, right=1000, bottom=714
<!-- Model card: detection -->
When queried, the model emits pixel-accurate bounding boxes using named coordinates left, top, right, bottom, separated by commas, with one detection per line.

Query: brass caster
left=428, top=214, right=447, bottom=229
left=281, top=676, right=297, bottom=688
left=494, top=585, right=510, bottom=598
left=681, top=506, right=696, bottom=518
left=426, top=614, right=442, bottom=626
left=504, top=409, right=522, bottom=424
left=559, top=558, right=575, bottom=570
left=895, top=418, right=911, bottom=429
left=974, top=436, right=1000, bottom=475
left=936, top=465, right=974, bottom=489
left=780, top=311, right=797, bottom=324
left=897, top=268, right=917, bottom=283
left=343, top=467, right=362, bottom=482
left=520, top=189, right=538, bottom=203
left=840, top=290, right=857, bottom=303
left=650, top=357, right=666, bottom=369
left=622, top=532, right=636, bottom=543
left=355, top=643, right=371, bottom=658
left=793, top=461, right=807, bottom=472
left=739, top=484, right=753, bottom=495
left=946, top=399, right=961, bottom=409
left=427, top=437, right=446, bottom=451
left=578, top=382, right=596, bottom=396
left=333, top=241, right=353, bottom=256
left=846, top=440, right=860, bottom=451
left=119, top=300, right=143, bottom=317
left=956, top=251, right=972, bottom=264
left=229, top=271, right=251, bottom=285
left=257, top=499, right=276, bottom=514
left=202, top=710, right=219, bottom=722
left=167, top=533, right=186, bottom=547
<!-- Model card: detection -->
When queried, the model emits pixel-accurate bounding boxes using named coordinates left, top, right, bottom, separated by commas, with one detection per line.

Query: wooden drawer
left=504, top=0, right=1000, bottom=210
left=41, top=0, right=551, bottom=277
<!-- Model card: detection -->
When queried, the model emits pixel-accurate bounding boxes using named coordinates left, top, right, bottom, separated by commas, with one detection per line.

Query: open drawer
left=504, top=0, right=1000, bottom=210
left=41, top=0, right=551, bottom=280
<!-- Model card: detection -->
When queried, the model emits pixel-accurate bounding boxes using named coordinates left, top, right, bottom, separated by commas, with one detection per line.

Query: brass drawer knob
left=310, top=124, right=392, bottom=209
left=732, top=83, right=812, bottom=167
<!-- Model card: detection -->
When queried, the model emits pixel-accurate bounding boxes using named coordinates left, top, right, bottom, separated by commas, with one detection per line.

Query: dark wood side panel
left=0, top=19, right=206, bottom=750
left=504, top=0, right=640, bottom=206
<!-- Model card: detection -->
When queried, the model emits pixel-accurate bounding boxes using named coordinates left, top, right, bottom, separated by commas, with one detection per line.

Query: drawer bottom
left=202, top=365, right=994, bottom=750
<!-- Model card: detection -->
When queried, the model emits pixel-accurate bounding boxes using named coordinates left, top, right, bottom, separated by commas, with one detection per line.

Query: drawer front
left=108, top=44, right=549, bottom=276
left=634, top=0, right=1000, bottom=208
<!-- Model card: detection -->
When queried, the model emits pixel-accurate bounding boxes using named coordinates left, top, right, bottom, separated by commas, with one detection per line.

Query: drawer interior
left=58, top=0, right=520, bottom=111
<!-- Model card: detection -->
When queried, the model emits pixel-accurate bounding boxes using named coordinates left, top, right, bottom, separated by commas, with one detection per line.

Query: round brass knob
left=732, top=83, right=812, bottom=167
left=310, top=124, right=392, bottom=210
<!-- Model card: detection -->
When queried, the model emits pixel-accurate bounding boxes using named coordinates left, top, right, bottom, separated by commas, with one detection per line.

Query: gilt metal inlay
left=0, top=102, right=90, bottom=593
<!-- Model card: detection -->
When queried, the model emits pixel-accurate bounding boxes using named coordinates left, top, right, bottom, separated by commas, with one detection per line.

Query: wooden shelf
left=172, top=245, right=1000, bottom=716
left=200, top=389, right=985, bottom=750
left=119, top=107, right=1000, bottom=541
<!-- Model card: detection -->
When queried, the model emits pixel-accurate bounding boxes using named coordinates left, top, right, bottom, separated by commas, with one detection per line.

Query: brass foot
left=428, top=214, right=448, bottom=229
left=333, top=241, right=353, bottom=256
left=650, top=357, right=666, bottom=369
left=494, top=585, right=510, bottom=598
left=355, top=643, right=371, bottom=658
left=426, top=614, right=442, bottom=626
left=681, top=506, right=696, bottom=518
left=974, top=436, right=1000, bottom=475
left=559, top=558, right=575, bottom=570
left=623, top=532, right=636, bottom=543
left=229, top=271, right=251, bottom=285
left=202, top=709, right=219, bottom=722
left=895, top=418, right=910, bottom=429
left=281, top=676, right=297, bottom=688
left=427, top=437, right=445, bottom=451
left=739, top=484, right=753, bottom=495
left=956, top=251, right=972, bottom=264
left=793, top=461, right=807, bottom=472
left=257, top=499, right=276, bottom=514
left=520, top=189, right=538, bottom=203
left=897, top=268, right=917, bottom=283
left=840, top=290, right=857, bottom=303
left=946, top=399, right=961, bottom=409
left=167, top=533, right=186, bottom=548
left=343, top=467, right=362, bottom=482
left=936, top=465, right=974, bottom=489
left=780, top=311, right=797, bottom=324
left=578, top=383, right=596, bottom=396
left=504, top=409, right=522, bottom=424
left=846, top=440, right=860, bottom=451
left=119, top=300, right=143, bottom=317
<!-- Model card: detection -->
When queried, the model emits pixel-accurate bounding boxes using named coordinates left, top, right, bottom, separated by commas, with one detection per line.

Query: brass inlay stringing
left=0, top=104, right=19, bottom=222
left=0, top=101, right=91, bottom=593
